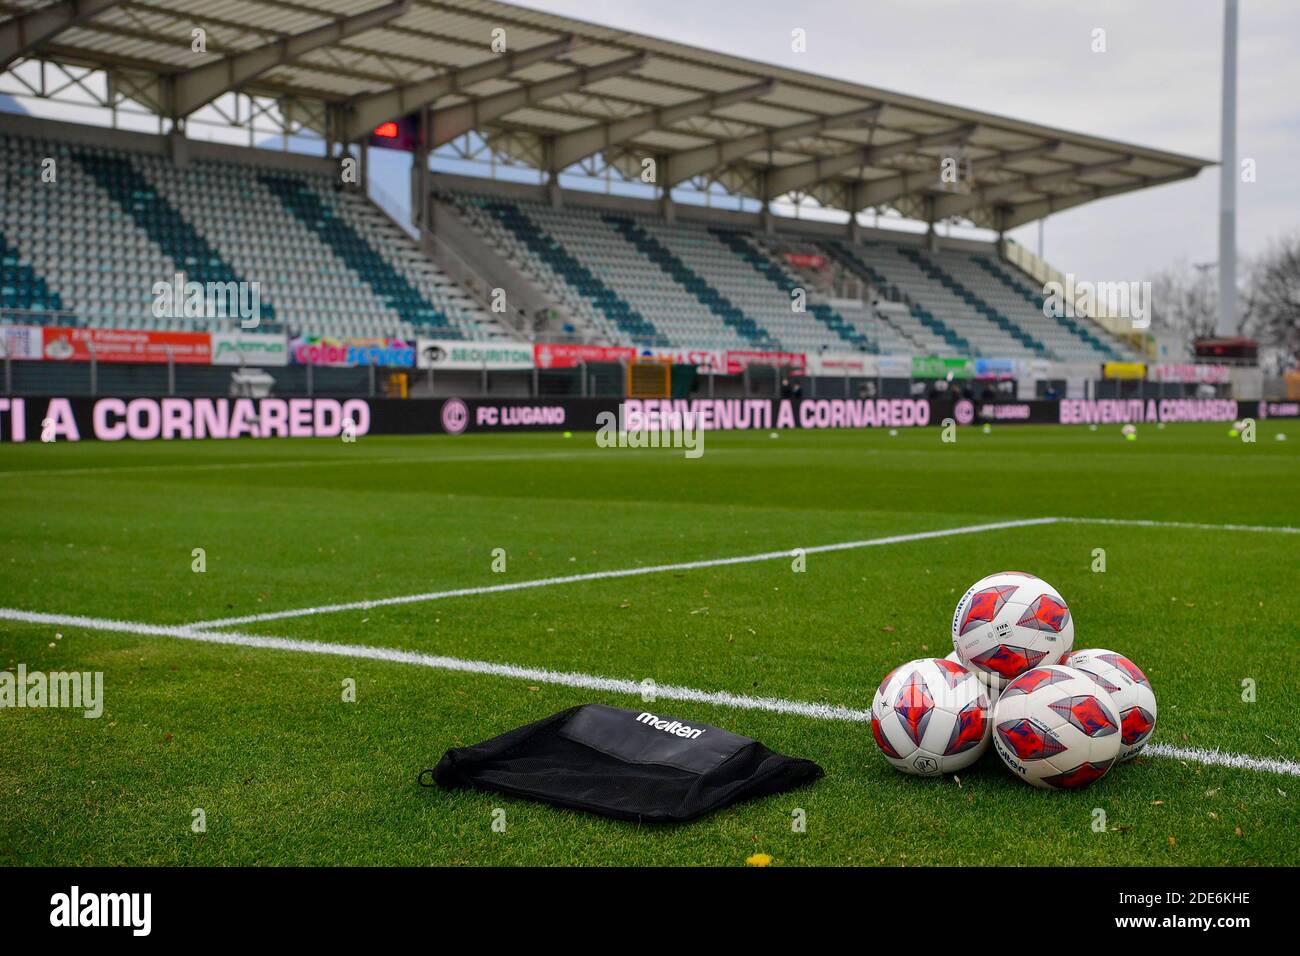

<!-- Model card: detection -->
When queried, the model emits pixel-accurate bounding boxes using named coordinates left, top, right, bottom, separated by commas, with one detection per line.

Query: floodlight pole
left=1217, top=0, right=1239, bottom=337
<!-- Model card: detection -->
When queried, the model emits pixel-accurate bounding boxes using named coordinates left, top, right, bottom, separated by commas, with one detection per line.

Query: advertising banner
left=291, top=336, right=415, bottom=368
left=0, top=396, right=369, bottom=442
left=636, top=347, right=727, bottom=373
left=806, top=351, right=875, bottom=376
left=724, top=350, right=807, bottom=374
left=1258, top=400, right=1300, bottom=419
left=912, top=356, right=974, bottom=379
left=783, top=253, right=827, bottom=271
left=533, top=343, right=637, bottom=369
left=5, top=397, right=1290, bottom=443
left=974, top=358, right=1017, bottom=379
left=417, top=338, right=534, bottom=371
left=41, top=327, right=212, bottom=364
left=1058, top=398, right=1241, bottom=424
left=1102, top=361, right=1147, bottom=380
left=1, top=325, right=44, bottom=360
left=210, top=331, right=289, bottom=367
left=1149, top=363, right=1230, bottom=384
left=877, top=355, right=913, bottom=379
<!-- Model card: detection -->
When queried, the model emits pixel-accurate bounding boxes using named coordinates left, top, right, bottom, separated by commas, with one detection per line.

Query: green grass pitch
left=1, top=420, right=1298, bottom=866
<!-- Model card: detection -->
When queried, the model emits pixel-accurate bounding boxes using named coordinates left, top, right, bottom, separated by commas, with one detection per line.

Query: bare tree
left=1244, top=233, right=1300, bottom=374
left=1148, top=260, right=1220, bottom=341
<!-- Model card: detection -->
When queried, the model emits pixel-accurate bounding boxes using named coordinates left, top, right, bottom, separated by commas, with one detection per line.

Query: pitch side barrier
left=1, top=396, right=1296, bottom=442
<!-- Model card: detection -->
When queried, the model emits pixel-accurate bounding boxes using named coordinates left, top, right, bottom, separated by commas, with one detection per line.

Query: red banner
left=533, top=343, right=637, bottom=369
left=784, top=252, right=827, bottom=271
left=724, top=350, right=807, bottom=375
left=41, top=327, right=212, bottom=364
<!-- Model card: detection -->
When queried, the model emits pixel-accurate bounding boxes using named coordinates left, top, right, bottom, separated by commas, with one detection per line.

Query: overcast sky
left=517, top=0, right=1298, bottom=284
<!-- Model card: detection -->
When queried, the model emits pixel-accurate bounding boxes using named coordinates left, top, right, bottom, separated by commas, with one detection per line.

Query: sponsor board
left=974, top=358, right=1017, bottom=379
left=41, top=327, right=212, bottom=364
left=1258, top=401, right=1300, bottom=419
left=976, top=402, right=1032, bottom=421
left=5, top=397, right=1285, bottom=442
left=1, top=324, right=43, bottom=360
left=1148, top=363, right=1231, bottom=384
left=806, top=351, right=875, bottom=376
left=912, top=356, right=974, bottom=379
left=417, top=338, right=534, bottom=371
left=1102, top=361, right=1147, bottom=381
left=623, top=398, right=930, bottom=431
left=783, top=252, right=827, bottom=271
left=291, top=336, right=415, bottom=368
left=1, top=397, right=369, bottom=442
left=877, top=355, right=913, bottom=379
left=533, top=343, right=636, bottom=369
left=637, top=347, right=727, bottom=374
left=1059, top=398, right=1240, bottom=424
left=724, top=350, right=807, bottom=374
left=210, top=331, right=289, bottom=367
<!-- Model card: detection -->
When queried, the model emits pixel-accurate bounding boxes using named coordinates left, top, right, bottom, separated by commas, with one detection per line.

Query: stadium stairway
left=896, top=247, right=1049, bottom=358
left=72, top=150, right=276, bottom=327
left=827, top=242, right=967, bottom=354
left=1, top=230, right=64, bottom=314
left=708, top=228, right=872, bottom=353
left=477, top=200, right=661, bottom=347
left=603, top=214, right=772, bottom=346
left=971, top=255, right=1127, bottom=361
left=258, top=173, right=456, bottom=335
left=753, top=234, right=922, bottom=354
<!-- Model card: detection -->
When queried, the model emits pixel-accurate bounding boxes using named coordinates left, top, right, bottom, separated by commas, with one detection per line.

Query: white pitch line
left=3, top=606, right=1298, bottom=778
left=0, top=607, right=871, bottom=723
left=186, top=513, right=1300, bottom=631
left=1143, top=743, right=1300, bottom=777
left=1060, top=517, right=1300, bottom=535
left=186, top=517, right=1062, bottom=630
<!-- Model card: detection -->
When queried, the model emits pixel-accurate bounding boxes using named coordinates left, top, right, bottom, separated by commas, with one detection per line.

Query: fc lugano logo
left=441, top=397, right=469, bottom=435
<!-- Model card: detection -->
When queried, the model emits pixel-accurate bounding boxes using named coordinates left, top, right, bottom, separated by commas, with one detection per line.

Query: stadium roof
left=1, top=0, right=1214, bottom=229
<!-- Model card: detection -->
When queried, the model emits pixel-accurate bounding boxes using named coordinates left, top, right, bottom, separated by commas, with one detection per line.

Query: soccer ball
left=991, top=665, right=1121, bottom=790
left=1067, top=649, right=1157, bottom=761
left=1121, top=423, right=1137, bottom=437
left=871, top=658, right=991, bottom=776
left=951, top=572, right=1074, bottom=690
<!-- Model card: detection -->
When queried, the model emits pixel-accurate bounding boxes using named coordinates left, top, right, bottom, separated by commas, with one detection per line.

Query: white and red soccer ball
left=1067, top=648, right=1158, bottom=761
left=990, top=665, right=1122, bottom=789
left=871, top=658, right=991, bottom=777
left=951, top=572, right=1074, bottom=689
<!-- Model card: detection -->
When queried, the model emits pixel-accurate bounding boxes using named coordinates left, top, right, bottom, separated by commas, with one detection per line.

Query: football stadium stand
left=1, top=0, right=1209, bottom=391
left=441, top=188, right=1141, bottom=360
left=1, top=119, right=1151, bottom=363
left=1, top=127, right=496, bottom=339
